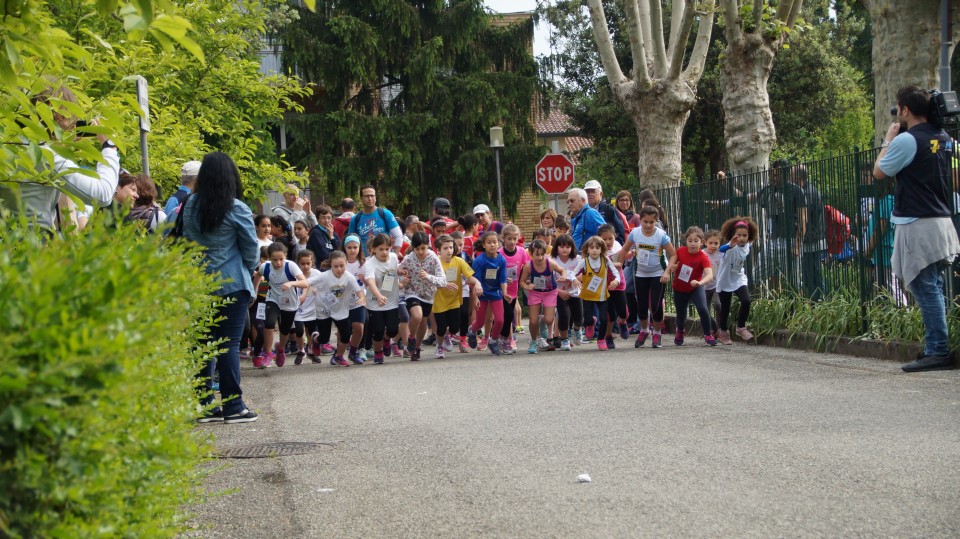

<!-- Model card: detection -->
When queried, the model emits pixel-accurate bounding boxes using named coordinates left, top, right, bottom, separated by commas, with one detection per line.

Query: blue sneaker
left=467, top=328, right=478, bottom=349
left=348, top=350, right=365, bottom=365
left=488, top=338, right=501, bottom=356
left=619, top=322, right=630, bottom=340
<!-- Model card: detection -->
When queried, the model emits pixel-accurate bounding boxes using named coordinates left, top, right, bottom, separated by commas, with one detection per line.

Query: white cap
left=180, top=160, right=201, bottom=177
left=473, top=204, right=490, bottom=215
left=584, top=180, right=602, bottom=191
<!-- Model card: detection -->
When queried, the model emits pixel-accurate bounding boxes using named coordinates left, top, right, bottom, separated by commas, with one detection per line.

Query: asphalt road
left=186, top=336, right=960, bottom=538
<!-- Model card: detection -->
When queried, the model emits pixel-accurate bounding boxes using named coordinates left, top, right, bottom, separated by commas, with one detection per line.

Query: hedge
left=0, top=217, right=222, bottom=538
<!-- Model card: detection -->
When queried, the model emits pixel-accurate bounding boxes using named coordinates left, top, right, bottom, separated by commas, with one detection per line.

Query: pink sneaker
left=252, top=353, right=264, bottom=368
left=478, top=337, right=489, bottom=351
left=597, top=339, right=608, bottom=351
left=585, top=324, right=595, bottom=340
left=391, top=342, right=403, bottom=357
left=332, top=355, right=350, bottom=367
left=320, top=343, right=335, bottom=354
left=260, top=351, right=274, bottom=368
left=275, top=350, right=286, bottom=367
left=736, top=327, right=754, bottom=341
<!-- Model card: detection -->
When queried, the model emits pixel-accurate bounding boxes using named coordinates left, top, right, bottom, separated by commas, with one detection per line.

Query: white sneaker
left=434, top=346, right=445, bottom=359
left=560, top=339, right=572, bottom=351
left=442, top=335, right=455, bottom=352
left=537, top=337, right=550, bottom=350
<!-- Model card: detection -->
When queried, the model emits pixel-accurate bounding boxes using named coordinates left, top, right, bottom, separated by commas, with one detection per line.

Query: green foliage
left=281, top=1, right=541, bottom=216
left=0, top=217, right=222, bottom=538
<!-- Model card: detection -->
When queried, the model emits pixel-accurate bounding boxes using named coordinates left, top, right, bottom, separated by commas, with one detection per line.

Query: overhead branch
left=786, top=0, right=804, bottom=29
left=682, top=0, right=716, bottom=83
left=637, top=0, right=658, bottom=75
left=648, top=0, right=668, bottom=78
left=624, top=0, right=652, bottom=85
left=668, top=0, right=685, bottom=59
left=666, top=0, right=697, bottom=80
left=754, top=0, right=763, bottom=31
left=720, top=0, right=742, bottom=42
left=586, top=0, right=629, bottom=88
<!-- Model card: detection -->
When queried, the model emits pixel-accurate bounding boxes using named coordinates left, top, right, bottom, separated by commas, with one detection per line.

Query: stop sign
left=535, top=153, right=575, bottom=194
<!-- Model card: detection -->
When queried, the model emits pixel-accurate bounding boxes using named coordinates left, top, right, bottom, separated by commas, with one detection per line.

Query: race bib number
left=255, top=303, right=266, bottom=320
left=445, top=267, right=459, bottom=282
left=533, top=276, right=547, bottom=290
left=732, top=256, right=744, bottom=273
left=381, top=273, right=396, bottom=292
left=319, top=292, right=338, bottom=309
left=636, top=249, right=651, bottom=264
left=485, top=268, right=498, bottom=280
left=587, top=275, right=603, bottom=293
left=506, top=266, right=518, bottom=281
left=280, top=295, right=293, bottom=308
left=678, top=264, right=694, bottom=283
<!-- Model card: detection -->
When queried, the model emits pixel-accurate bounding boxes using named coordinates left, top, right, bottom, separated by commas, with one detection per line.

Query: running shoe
left=674, top=330, right=685, bottom=346
left=705, top=335, right=718, bottom=347
left=435, top=346, right=445, bottom=359
left=294, top=351, right=305, bottom=366
left=442, top=335, right=455, bottom=352
left=374, top=352, right=385, bottom=365
left=488, top=339, right=501, bottom=355
left=635, top=331, right=649, bottom=348
left=605, top=335, right=616, bottom=349
left=651, top=333, right=662, bottom=348
left=619, top=322, right=630, bottom=340
left=259, top=351, right=275, bottom=368
left=736, top=327, right=754, bottom=341
left=331, top=355, right=350, bottom=367
left=392, top=342, right=404, bottom=357
left=585, top=324, right=595, bottom=340
left=467, top=329, right=478, bottom=349
left=597, top=339, right=608, bottom=351
left=717, top=330, right=733, bottom=345
left=348, top=350, right=365, bottom=365
left=224, top=409, right=258, bottom=424
left=320, top=343, right=335, bottom=354
left=478, top=337, right=489, bottom=351
left=560, top=339, right=572, bottom=351
left=527, top=340, right=539, bottom=354
left=410, top=348, right=421, bottom=361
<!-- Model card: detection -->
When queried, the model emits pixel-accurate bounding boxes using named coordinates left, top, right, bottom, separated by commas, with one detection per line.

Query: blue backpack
left=263, top=261, right=296, bottom=281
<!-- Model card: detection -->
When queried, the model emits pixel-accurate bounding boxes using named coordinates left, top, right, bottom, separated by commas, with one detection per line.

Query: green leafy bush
left=0, top=218, right=221, bottom=538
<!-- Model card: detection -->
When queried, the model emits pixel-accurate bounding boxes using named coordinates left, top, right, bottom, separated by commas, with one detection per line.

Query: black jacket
left=595, top=201, right=625, bottom=244
left=306, top=225, right=341, bottom=268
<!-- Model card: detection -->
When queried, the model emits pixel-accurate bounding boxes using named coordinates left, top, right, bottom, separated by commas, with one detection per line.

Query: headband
left=735, top=220, right=748, bottom=228
left=344, top=235, right=361, bottom=245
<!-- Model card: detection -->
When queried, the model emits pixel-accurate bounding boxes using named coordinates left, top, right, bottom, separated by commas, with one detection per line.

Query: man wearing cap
left=473, top=204, right=504, bottom=235
left=567, top=188, right=604, bottom=251
left=584, top=179, right=625, bottom=244
left=163, top=160, right=200, bottom=215
left=348, top=184, right=404, bottom=255
left=430, top=197, right=459, bottom=233
left=271, top=183, right=317, bottom=228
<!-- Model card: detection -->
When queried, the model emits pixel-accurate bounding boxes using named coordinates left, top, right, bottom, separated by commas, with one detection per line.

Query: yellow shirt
left=579, top=256, right=610, bottom=302
left=433, top=257, right=474, bottom=313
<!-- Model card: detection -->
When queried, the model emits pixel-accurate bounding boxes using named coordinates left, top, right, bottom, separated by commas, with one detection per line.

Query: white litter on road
left=578, top=474, right=592, bottom=483
left=317, top=488, right=335, bottom=493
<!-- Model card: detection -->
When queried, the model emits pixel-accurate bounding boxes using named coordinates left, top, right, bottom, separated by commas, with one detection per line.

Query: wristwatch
left=881, top=140, right=891, bottom=148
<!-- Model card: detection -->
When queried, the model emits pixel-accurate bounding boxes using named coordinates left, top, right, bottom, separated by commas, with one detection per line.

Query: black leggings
left=606, top=290, right=628, bottom=322
left=458, top=301, right=471, bottom=337
left=295, top=319, right=318, bottom=338
left=625, top=286, right=639, bottom=325
left=434, top=309, right=459, bottom=338
left=557, top=296, right=583, bottom=332
left=368, top=308, right=400, bottom=342
left=634, top=276, right=666, bottom=322
left=718, top=286, right=752, bottom=330
left=317, top=317, right=352, bottom=344
left=674, top=287, right=712, bottom=336
left=704, top=289, right=720, bottom=332
left=581, top=299, right=607, bottom=333
left=500, top=297, right=518, bottom=338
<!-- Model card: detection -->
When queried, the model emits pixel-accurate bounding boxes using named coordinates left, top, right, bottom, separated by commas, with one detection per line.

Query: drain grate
left=216, top=442, right=335, bottom=459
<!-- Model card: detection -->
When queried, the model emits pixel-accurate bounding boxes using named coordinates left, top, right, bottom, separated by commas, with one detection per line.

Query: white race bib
left=506, top=266, right=518, bottom=281
left=381, top=273, right=396, bottom=292
left=445, top=267, right=459, bottom=282
left=280, top=295, right=293, bottom=308
left=587, top=275, right=603, bottom=293
left=732, top=256, right=744, bottom=273
left=678, top=264, right=694, bottom=283
left=636, top=249, right=651, bottom=264
left=485, top=268, right=498, bottom=280
left=255, top=303, right=266, bottom=320
left=533, top=276, right=547, bottom=290
left=319, top=292, right=338, bottom=309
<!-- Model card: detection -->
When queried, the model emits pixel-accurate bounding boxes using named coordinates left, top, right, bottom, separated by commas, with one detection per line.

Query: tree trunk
left=720, top=32, right=778, bottom=173
left=615, top=78, right=697, bottom=187
left=864, top=0, right=956, bottom=144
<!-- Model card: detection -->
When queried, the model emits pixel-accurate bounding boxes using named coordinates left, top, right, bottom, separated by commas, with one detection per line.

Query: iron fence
left=652, top=143, right=960, bottom=334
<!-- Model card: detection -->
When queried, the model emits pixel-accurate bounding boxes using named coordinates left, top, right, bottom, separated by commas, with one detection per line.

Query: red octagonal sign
left=535, top=153, right=575, bottom=195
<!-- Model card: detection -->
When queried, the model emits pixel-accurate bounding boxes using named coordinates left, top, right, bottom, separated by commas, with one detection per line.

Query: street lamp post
left=489, top=126, right=505, bottom=223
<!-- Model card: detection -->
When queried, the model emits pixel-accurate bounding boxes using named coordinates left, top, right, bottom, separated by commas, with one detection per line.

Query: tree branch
left=649, top=0, right=668, bottom=78
left=624, top=0, right=652, bottom=85
left=721, top=0, right=742, bottom=43
left=786, top=0, right=804, bottom=30
left=586, top=0, right=629, bottom=87
left=637, top=0, right=658, bottom=76
left=669, top=0, right=685, bottom=58
left=666, top=0, right=696, bottom=80
left=682, top=0, right=716, bottom=83
left=754, top=0, right=763, bottom=31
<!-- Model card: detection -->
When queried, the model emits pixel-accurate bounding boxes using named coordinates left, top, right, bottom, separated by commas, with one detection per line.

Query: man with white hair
left=271, top=183, right=317, bottom=228
left=163, top=160, right=200, bottom=215
left=567, top=187, right=604, bottom=251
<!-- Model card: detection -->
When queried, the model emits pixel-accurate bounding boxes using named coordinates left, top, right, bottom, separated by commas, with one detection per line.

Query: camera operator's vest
left=893, top=123, right=953, bottom=218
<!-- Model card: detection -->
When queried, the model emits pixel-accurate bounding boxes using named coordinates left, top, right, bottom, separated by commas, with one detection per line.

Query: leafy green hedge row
left=0, top=219, right=222, bottom=538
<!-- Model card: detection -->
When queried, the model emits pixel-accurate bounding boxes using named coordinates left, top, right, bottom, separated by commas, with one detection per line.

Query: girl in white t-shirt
left=259, top=242, right=309, bottom=368
left=314, top=251, right=365, bottom=366
left=715, top=216, right=759, bottom=344
left=363, top=233, right=402, bottom=364
left=619, top=206, right=677, bottom=349
left=343, top=235, right=368, bottom=364
left=294, top=250, right=324, bottom=365
left=552, top=233, right=583, bottom=350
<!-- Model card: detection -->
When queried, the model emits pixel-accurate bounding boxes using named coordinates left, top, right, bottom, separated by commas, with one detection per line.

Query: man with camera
left=874, top=86, right=960, bottom=372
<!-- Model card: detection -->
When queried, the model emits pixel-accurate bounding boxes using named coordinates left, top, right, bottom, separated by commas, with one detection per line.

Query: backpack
left=823, top=204, right=851, bottom=255
left=263, top=260, right=296, bottom=281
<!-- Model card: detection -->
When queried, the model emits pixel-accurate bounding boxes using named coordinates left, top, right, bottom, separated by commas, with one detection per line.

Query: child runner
left=249, top=246, right=270, bottom=366
left=552, top=233, right=584, bottom=350
left=399, top=231, right=447, bottom=361
left=468, top=231, right=508, bottom=355
left=578, top=236, right=620, bottom=351
left=703, top=230, right=724, bottom=339
left=293, top=250, right=323, bottom=365
left=665, top=226, right=716, bottom=346
left=259, top=241, right=309, bottom=367
left=498, top=224, right=530, bottom=354
left=715, top=217, right=758, bottom=344
left=293, top=220, right=310, bottom=255
left=457, top=214, right=479, bottom=259
left=363, top=233, right=402, bottom=364
left=598, top=223, right=629, bottom=349
left=433, top=235, right=480, bottom=359
left=255, top=214, right=273, bottom=248
left=555, top=215, right=570, bottom=236
left=342, top=235, right=368, bottom=364
left=619, top=206, right=676, bottom=349
left=519, top=239, right=568, bottom=354
left=315, top=250, right=366, bottom=366
left=451, top=231, right=476, bottom=353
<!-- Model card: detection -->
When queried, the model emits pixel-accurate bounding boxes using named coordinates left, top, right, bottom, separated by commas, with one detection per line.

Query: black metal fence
left=652, top=144, right=960, bottom=333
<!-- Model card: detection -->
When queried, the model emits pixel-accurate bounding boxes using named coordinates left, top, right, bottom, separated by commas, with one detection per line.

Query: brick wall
left=510, top=188, right=568, bottom=238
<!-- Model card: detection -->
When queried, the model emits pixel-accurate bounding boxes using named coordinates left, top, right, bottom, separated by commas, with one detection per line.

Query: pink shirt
left=499, top=246, right=531, bottom=299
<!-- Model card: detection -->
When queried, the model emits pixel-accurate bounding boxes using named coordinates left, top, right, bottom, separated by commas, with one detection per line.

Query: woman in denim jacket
left=181, top=152, right=260, bottom=423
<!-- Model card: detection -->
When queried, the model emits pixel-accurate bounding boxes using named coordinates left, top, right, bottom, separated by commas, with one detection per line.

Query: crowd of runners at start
left=240, top=183, right=760, bottom=368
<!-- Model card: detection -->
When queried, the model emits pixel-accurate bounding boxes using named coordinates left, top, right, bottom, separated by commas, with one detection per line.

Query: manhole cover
left=216, top=442, right=335, bottom=459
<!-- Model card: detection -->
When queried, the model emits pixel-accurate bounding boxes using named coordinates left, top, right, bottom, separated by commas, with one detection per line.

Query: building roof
left=536, top=108, right=577, bottom=136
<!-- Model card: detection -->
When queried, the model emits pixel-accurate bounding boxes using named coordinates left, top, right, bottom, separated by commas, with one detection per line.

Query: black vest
left=893, top=123, right=952, bottom=218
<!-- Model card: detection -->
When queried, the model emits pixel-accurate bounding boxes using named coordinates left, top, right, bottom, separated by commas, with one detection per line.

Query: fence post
left=853, top=148, right=870, bottom=335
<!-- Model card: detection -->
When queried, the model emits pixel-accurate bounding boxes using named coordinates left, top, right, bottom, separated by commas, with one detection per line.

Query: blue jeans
left=198, top=291, right=251, bottom=415
left=907, top=262, right=949, bottom=357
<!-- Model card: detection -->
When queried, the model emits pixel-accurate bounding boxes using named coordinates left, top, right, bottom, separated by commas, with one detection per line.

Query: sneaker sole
left=224, top=415, right=258, bottom=424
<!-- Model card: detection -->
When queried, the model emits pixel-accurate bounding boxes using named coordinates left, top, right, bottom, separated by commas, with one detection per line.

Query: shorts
left=526, top=289, right=558, bottom=307
left=405, top=297, right=434, bottom=318
left=265, top=302, right=296, bottom=334
left=349, top=306, right=367, bottom=324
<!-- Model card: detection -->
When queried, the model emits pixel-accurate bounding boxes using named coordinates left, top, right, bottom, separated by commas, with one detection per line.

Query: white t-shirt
left=261, top=260, right=304, bottom=312
left=363, top=253, right=401, bottom=311
left=314, top=270, right=362, bottom=321
left=553, top=255, right=583, bottom=297
left=704, top=249, right=723, bottom=291
left=715, top=244, right=751, bottom=293
left=629, top=227, right=671, bottom=278
left=296, top=268, right=323, bottom=322
left=347, top=259, right=366, bottom=308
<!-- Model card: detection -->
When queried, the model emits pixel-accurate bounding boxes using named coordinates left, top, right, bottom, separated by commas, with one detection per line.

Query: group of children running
left=243, top=204, right=761, bottom=367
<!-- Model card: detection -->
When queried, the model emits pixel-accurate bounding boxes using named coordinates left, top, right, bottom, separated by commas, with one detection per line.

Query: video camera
left=890, top=89, right=960, bottom=128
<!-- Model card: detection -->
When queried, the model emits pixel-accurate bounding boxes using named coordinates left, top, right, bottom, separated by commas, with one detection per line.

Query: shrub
left=0, top=218, right=222, bottom=538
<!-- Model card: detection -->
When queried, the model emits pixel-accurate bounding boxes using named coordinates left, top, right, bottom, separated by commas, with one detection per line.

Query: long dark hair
left=195, top=152, right=241, bottom=233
